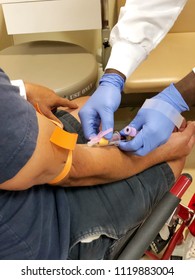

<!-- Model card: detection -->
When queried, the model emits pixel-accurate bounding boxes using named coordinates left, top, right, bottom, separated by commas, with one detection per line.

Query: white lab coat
left=105, top=0, right=188, bottom=78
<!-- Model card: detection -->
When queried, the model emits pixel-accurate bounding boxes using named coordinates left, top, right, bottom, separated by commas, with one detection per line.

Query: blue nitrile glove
left=79, top=73, right=124, bottom=140
left=119, top=83, right=189, bottom=156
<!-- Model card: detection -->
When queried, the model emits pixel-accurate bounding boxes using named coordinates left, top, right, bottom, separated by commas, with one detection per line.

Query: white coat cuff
left=105, top=41, right=147, bottom=78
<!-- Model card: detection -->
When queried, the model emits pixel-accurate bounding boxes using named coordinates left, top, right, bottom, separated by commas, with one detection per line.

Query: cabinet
left=0, top=0, right=101, bottom=34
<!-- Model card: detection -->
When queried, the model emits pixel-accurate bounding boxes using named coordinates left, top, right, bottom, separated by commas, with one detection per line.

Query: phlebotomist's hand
left=119, top=83, right=189, bottom=156
left=79, top=72, right=125, bottom=140
left=24, top=82, right=78, bottom=126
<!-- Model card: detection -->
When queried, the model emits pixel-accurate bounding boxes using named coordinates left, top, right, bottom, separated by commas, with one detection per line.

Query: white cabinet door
left=1, top=0, right=102, bottom=34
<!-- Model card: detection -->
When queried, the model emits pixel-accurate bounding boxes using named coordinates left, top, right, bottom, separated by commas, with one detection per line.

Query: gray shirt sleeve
left=0, top=68, right=38, bottom=184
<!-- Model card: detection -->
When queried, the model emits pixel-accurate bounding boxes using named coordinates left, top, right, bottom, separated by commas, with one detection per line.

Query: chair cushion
left=124, top=32, right=195, bottom=94
left=0, top=41, right=98, bottom=99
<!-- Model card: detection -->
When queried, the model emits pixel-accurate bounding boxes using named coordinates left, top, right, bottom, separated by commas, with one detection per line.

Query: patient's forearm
left=3, top=113, right=192, bottom=191
left=60, top=122, right=195, bottom=187
left=60, top=144, right=168, bottom=186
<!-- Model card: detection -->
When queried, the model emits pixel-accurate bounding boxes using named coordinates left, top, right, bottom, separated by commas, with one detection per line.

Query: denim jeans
left=57, top=111, right=175, bottom=260
left=0, top=111, right=175, bottom=260
left=66, top=164, right=174, bottom=260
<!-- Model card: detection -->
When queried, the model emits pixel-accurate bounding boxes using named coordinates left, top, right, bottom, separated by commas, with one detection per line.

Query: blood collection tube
left=123, top=125, right=137, bottom=137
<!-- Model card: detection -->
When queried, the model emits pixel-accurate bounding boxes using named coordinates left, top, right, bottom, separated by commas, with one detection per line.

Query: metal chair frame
left=117, top=173, right=194, bottom=260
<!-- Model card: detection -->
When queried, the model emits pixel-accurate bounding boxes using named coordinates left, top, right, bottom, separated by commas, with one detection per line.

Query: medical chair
left=116, top=0, right=195, bottom=106
left=0, top=0, right=103, bottom=100
left=113, top=173, right=195, bottom=260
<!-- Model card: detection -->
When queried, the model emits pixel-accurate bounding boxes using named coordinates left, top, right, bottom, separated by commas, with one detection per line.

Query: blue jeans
left=0, top=111, right=175, bottom=260
left=65, top=162, right=174, bottom=259
left=56, top=111, right=175, bottom=260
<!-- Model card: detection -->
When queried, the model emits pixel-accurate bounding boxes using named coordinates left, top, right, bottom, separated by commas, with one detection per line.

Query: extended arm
left=2, top=110, right=194, bottom=191
left=62, top=121, right=195, bottom=186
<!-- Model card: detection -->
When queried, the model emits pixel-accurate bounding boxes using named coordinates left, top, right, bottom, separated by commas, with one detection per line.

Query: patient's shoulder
left=0, top=113, right=68, bottom=191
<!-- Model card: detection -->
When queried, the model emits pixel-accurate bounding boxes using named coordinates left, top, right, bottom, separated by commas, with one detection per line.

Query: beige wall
left=0, top=0, right=118, bottom=56
left=0, top=6, right=13, bottom=51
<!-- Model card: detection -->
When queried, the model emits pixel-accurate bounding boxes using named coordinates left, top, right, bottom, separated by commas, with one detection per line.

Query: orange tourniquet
left=35, top=103, right=78, bottom=184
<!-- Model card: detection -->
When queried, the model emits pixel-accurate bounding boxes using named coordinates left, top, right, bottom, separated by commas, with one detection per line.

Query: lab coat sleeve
left=105, top=0, right=188, bottom=78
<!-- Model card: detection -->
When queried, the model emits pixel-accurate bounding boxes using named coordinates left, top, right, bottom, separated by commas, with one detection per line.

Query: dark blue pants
left=0, top=111, right=175, bottom=259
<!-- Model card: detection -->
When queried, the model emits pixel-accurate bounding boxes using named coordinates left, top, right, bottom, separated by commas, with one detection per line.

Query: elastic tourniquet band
left=34, top=103, right=78, bottom=184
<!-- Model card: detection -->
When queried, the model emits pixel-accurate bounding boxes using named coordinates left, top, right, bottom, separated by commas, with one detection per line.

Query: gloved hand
left=79, top=73, right=124, bottom=140
left=119, top=83, right=189, bottom=155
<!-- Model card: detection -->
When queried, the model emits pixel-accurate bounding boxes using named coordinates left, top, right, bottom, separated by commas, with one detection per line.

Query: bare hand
left=25, top=83, right=78, bottom=126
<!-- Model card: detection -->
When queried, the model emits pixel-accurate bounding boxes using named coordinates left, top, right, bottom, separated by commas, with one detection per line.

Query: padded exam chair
left=117, top=0, right=195, bottom=106
left=0, top=0, right=101, bottom=100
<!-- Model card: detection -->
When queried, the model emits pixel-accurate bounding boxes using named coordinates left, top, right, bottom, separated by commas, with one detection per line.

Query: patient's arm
left=1, top=105, right=194, bottom=191
left=63, top=122, right=195, bottom=186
